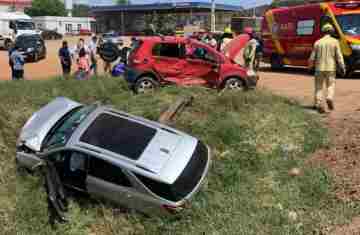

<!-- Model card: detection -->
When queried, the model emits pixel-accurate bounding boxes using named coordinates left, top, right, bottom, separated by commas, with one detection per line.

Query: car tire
left=224, top=77, right=245, bottom=91
left=270, top=54, right=284, bottom=70
left=134, top=77, right=159, bottom=94
left=4, top=39, right=12, bottom=50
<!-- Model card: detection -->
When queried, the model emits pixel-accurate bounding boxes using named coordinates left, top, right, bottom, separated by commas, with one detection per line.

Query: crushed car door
left=152, top=42, right=186, bottom=82
left=183, top=44, right=220, bottom=86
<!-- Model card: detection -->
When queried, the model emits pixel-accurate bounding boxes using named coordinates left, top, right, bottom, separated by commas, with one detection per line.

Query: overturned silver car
left=16, top=97, right=211, bottom=215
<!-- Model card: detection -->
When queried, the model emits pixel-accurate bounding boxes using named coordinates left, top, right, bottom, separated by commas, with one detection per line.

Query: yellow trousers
left=314, top=72, right=336, bottom=108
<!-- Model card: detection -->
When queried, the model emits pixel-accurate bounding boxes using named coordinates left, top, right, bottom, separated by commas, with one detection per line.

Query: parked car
left=41, top=30, right=63, bottom=40
left=102, top=31, right=123, bottom=45
left=125, top=36, right=258, bottom=94
left=15, top=34, right=46, bottom=63
left=16, top=97, right=211, bottom=215
left=79, top=28, right=92, bottom=36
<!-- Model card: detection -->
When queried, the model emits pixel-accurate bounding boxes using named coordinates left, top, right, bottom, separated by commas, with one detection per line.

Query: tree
left=144, top=13, right=177, bottom=36
left=72, top=4, right=90, bottom=17
left=116, top=0, right=131, bottom=5
left=270, top=0, right=322, bottom=8
left=25, top=0, right=67, bottom=17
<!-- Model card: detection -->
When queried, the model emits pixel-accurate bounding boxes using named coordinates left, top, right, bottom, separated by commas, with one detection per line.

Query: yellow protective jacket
left=309, top=35, right=345, bottom=72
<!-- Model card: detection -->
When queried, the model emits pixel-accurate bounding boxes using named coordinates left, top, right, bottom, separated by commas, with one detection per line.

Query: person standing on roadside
left=75, top=48, right=90, bottom=80
left=309, top=24, right=346, bottom=114
left=88, top=35, right=98, bottom=76
left=58, top=41, right=72, bottom=79
left=98, top=37, right=112, bottom=76
left=8, top=42, right=16, bottom=80
left=243, top=28, right=258, bottom=73
left=10, top=45, right=25, bottom=80
left=220, top=26, right=233, bottom=52
left=72, top=38, right=87, bottom=62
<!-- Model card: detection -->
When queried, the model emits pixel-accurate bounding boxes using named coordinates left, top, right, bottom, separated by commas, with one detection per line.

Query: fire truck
left=261, top=1, right=360, bottom=75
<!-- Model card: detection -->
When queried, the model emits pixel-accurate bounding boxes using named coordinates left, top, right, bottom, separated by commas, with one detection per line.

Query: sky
left=88, top=0, right=272, bottom=9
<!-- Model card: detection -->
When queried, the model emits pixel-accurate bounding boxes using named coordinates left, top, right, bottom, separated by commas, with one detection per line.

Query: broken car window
left=189, top=46, right=217, bottom=63
left=43, top=105, right=97, bottom=150
left=70, top=152, right=86, bottom=172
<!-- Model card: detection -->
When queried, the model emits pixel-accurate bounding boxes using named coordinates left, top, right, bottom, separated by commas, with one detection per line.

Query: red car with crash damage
left=124, top=36, right=257, bottom=93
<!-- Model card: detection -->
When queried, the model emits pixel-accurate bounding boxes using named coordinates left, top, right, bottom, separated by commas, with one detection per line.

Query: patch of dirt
left=313, top=114, right=360, bottom=202
left=328, top=217, right=360, bottom=235
left=259, top=67, right=360, bottom=234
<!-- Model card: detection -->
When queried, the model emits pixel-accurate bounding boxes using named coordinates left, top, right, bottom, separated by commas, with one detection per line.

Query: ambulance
left=261, top=1, right=360, bottom=75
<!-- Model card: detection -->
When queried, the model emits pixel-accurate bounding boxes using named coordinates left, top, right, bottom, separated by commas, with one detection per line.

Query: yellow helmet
left=224, top=27, right=232, bottom=34
left=322, top=23, right=335, bottom=33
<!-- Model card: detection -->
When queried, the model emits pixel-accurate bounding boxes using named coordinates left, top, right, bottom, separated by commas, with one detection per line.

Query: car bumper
left=23, top=51, right=46, bottom=62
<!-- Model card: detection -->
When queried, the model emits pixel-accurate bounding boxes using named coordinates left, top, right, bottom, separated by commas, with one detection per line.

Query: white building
left=33, top=16, right=95, bottom=35
left=0, top=0, right=31, bottom=12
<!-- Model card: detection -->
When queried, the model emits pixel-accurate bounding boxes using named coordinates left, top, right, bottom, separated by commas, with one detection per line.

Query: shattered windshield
left=43, top=105, right=96, bottom=150
left=336, top=14, right=360, bottom=36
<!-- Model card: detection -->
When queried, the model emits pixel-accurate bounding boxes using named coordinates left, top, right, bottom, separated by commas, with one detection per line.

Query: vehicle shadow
left=259, top=66, right=359, bottom=79
left=259, top=66, right=313, bottom=77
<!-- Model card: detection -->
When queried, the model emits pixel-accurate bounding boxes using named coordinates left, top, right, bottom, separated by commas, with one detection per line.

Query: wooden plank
left=158, top=96, right=194, bottom=124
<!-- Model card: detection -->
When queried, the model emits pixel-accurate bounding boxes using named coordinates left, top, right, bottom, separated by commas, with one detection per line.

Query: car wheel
left=270, top=54, right=284, bottom=70
left=224, top=77, right=245, bottom=91
left=134, top=77, right=159, bottom=94
left=4, top=39, right=12, bottom=50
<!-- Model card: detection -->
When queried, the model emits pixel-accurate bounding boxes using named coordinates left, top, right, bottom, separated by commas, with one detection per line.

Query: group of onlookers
left=7, top=35, right=130, bottom=81
left=58, top=36, right=104, bottom=80
left=58, top=36, right=132, bottom=80
left=197, top=27, right=263, bottom=73
left=8, top=28, right=262, bottom=81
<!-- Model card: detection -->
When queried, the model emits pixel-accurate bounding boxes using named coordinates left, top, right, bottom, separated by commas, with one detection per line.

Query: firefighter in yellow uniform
left=243, top=28, right=258, bottom=72
left=309, top=24, right=346, bottom=113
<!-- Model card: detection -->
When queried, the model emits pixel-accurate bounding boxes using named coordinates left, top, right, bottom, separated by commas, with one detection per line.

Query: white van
left=0, top=12, right=38, bottom=49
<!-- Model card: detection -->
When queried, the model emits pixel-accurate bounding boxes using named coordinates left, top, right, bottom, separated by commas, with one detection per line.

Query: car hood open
left=222, top=34, right=250, bottom=64
left=18, top=97, right=82, bottom=152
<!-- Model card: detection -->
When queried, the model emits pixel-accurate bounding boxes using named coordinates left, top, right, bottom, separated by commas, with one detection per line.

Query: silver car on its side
left=16, top=97, right=211, bottom=215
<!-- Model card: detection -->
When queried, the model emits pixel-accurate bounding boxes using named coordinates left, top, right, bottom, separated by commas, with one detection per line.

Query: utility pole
left=211, top=0, right=216, bottom=32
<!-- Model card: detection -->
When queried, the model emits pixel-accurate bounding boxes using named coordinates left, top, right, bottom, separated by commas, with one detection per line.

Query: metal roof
left=91, top=2, right=242, bottom=13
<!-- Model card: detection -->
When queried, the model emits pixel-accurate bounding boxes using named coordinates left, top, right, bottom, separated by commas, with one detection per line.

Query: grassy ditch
left=0, top=78, right=358, bottom=235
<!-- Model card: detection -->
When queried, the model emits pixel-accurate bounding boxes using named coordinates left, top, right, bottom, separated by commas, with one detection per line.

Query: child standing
left=10, top=46, right=25, bottom=80
left=75, top=48, right=90, bottom=80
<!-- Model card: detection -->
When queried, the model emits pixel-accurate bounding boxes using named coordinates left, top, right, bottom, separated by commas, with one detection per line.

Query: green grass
left=1, top=78, right=359, bottom=235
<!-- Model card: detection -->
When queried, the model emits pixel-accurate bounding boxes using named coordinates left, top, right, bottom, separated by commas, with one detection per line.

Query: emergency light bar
left=335, top=1, right=360, bottom=9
